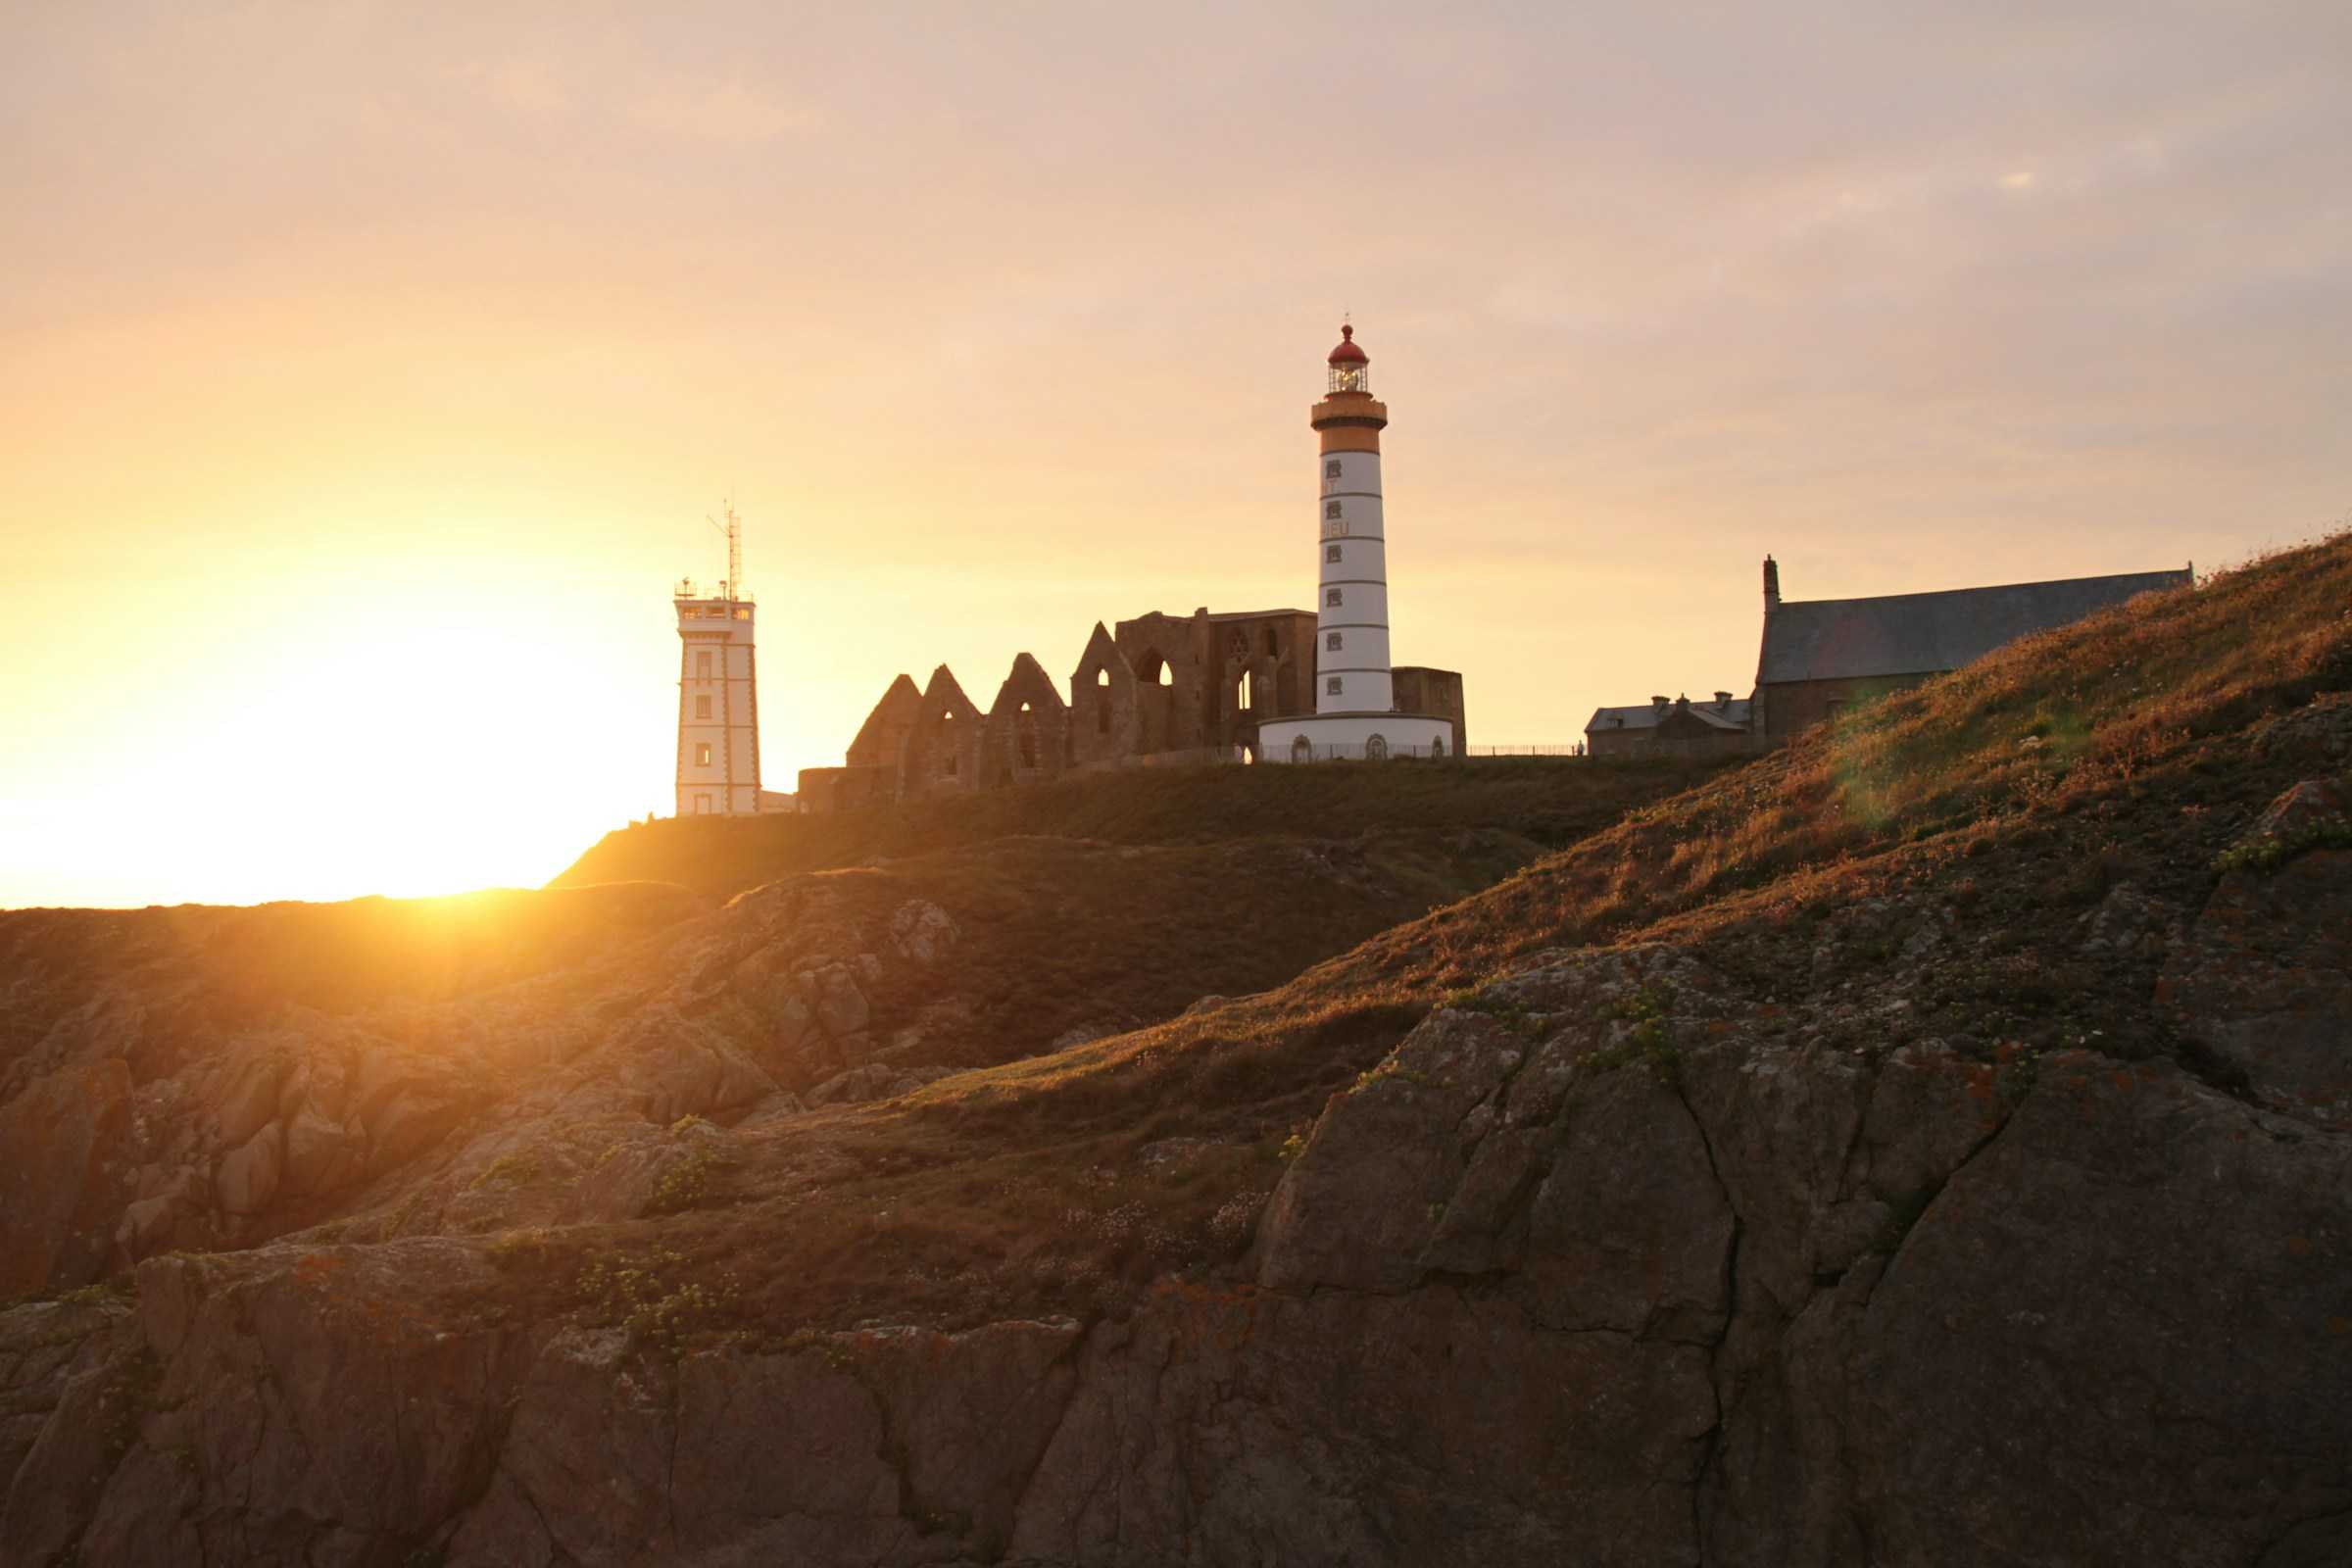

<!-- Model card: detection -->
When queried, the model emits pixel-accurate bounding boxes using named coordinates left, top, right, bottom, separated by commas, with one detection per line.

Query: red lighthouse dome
left=1326, top=323, right=1370, bottom=393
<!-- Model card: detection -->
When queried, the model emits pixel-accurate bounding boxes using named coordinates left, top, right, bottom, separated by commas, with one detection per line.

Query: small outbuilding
left=1585, top=692, right=1754, bottom=760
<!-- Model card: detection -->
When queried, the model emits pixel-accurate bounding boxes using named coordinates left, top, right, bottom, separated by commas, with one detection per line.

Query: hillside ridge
left=2, top=532, right=2348, bottom=1565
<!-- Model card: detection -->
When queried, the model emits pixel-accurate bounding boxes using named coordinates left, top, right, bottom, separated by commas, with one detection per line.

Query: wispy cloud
left=451, top=57, right=567, bottom=117
left=629, top=79, right=817, bottom=143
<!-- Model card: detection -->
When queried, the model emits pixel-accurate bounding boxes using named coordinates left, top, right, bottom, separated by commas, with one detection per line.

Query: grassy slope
left=511, top=530, right=2352, bottom=1338
left=551, top=756, right=1725, bottom=901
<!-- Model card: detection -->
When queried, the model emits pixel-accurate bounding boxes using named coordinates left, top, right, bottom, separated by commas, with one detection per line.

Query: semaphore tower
left=673, top=500, right=762, bottom=815
left=1258, top=324, right=1456, bottom=762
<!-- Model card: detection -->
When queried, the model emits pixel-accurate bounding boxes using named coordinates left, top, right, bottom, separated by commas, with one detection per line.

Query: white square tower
left=674, top=503, right=762, bottom=815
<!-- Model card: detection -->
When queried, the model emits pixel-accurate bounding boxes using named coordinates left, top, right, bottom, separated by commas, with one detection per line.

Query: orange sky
left=3, top=3, right=2347, bottom=908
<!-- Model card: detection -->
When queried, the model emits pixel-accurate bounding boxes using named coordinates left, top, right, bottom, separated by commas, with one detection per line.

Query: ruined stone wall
left=1204, top=612, right=1319, bottom=760
left=794, top=765, right=896, bottom=814
left=1113, top=612, right=1203, bottom=755
left=1069, top=623, right=1141, bottom=767
left=898, top=668, right=986, bottom=800
left=846, top=675, right=922, bottom=769
left=812, top=608, right=1454, bottom=799
left=982, top=654, right=1074, bottom=789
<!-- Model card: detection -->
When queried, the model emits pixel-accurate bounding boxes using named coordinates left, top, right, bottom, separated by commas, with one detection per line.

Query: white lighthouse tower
left=674, top=501, right=762, bottom=815
left=1259, top=324, right=1455, bottom=762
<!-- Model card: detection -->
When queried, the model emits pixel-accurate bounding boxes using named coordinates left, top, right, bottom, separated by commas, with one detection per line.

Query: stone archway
left=1291, top=734, right=1312, bottom=763
left=1365, top=733, right=1389, bottom=761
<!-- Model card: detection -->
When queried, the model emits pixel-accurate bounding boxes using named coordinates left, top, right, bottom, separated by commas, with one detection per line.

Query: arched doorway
left=1430, top=733, right=1446, bottom=759
left=1365, top=733, right=1389, bottom=761
left=1291, top=734, right=1312, bottom=763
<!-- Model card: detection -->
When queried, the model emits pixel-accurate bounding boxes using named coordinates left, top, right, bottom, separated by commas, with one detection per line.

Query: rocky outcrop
left=2163, top=776, right=2352, bottom=1122
left=4, top=686, right=2351, bottom=1565
left=1250, top=938, right=2352, bottom=1566
left=0, top=1058, right=131, bottom=1298
left=6, top=886, right=2343, bottom=1568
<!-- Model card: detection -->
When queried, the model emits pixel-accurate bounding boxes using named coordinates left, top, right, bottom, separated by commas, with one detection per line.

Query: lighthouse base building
left=1256, top=708, right=1455, bottom=762
left=1257, top=323, right=1456, bottom=763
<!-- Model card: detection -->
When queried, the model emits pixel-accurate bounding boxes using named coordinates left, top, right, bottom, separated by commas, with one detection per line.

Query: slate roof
left=1757, top=568, right=2190, bottom=686
left=1586, top=697, right=1752, bottom=735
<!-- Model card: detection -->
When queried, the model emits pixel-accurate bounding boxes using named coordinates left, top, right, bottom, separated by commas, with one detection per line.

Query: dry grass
left=552, top=754, right=1730, bottom=901
left=523, top=529, right=2352, bottom=1340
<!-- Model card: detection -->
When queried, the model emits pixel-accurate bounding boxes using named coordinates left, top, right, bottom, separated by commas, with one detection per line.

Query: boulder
left=115, top=1167, right=207, bottom=1265
left=1849, top=1055, right=2352, bottom=1566
left=0, top=1057, right=132, bottom=1298
left=805, top=963, right=871, bottom=1038
left=99, top=1243, right=519, bottom=1563
left=214, top=1121, right=284, bottom=1215
left=1010, top=1285, right=1714, bottom=1566
left=807, top=1062, right=906, bottom=1107
left=2163, top=783, right=2352, bottom=1120
left=888, top=900, right=958, bottom=963
left=1258, top=1007, right=1524, bottom=1293
left=279, top=1106, right=363, bottom=1198
left=204, top=1054, right=287, bottom=1150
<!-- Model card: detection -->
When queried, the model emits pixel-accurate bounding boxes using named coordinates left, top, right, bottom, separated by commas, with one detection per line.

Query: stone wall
left=1391, top=665, right=1468, bottom=754
left=1759, top=673, right=1933, bottom=742
left=801, top=606, right=1461, bottom=809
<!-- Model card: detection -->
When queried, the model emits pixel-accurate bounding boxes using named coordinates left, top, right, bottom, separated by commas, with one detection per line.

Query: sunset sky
left=3, top=2, right=2347, bottom=908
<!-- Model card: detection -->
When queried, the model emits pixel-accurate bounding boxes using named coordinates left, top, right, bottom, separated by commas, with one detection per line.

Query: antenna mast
left=705, top=498, right=745, bottom=602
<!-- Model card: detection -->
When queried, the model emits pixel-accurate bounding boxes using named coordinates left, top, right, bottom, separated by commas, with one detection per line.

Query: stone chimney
left=1714, top=690, right=1733, bottom=708
left=1763, top=555, right=1781, bottom=609
left=1650, top=695, right=1670, bottom=711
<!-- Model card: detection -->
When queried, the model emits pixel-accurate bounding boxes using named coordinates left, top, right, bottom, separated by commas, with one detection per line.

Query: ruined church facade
left=797, top=605, right=1466, bottom=812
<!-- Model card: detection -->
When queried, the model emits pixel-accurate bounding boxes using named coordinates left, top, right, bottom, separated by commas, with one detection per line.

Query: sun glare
left=7, top=587, right=667, bottom=909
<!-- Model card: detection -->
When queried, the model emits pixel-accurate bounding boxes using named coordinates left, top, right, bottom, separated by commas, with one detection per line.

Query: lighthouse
left=1258, top=324, right=1457, bottom=762
left=673, top=501, right=762, bottom=815
left=1312, top=324, right=1393, bottom=715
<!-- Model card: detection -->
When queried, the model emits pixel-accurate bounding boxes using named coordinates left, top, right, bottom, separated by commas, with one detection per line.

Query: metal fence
left=1262, top=742, right=1591, bottom=762
left=1462, top=744, right=1587, bottom=757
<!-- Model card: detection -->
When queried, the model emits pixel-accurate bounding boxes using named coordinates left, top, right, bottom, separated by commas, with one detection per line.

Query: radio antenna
left=704, top=498, right=743, bottom=601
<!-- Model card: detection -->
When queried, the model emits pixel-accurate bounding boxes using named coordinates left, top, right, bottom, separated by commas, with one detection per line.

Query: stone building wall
left=798, top=606, right=1465, bottom=810
left=981, top=654, right=1073, bottom=789
left=1391, top=666, right=1468, bottom=756
left=897, top=667, right=987, bottom=798
left=1070, top=624, right=1142, bottom=767
left=1757, top=674, right=1929, bottom=742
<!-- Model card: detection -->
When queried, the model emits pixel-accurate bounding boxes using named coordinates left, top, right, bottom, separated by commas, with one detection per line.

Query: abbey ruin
left=796, top=606, right=1467, bottom=812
